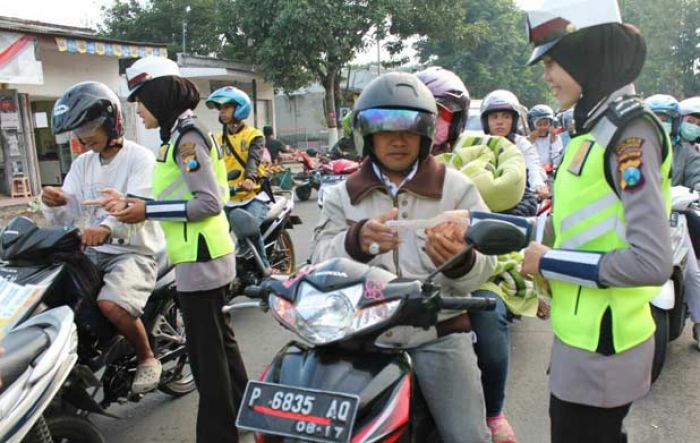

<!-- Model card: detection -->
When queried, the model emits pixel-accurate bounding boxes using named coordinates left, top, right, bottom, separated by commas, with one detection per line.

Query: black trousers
left=179, top=286, right=249, bottom=443
left=550, top=394, right=631, bottom=443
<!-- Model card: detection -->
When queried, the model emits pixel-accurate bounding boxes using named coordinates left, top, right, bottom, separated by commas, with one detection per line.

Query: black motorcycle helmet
left=51, top=81, right=124, bottom=143
left=352, top=72, right=437, bottom=165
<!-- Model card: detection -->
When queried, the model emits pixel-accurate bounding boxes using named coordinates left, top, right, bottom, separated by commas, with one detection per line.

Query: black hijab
left=135, top=76, right=200, bottom=143
left=548, top=23, right=646, bottom=132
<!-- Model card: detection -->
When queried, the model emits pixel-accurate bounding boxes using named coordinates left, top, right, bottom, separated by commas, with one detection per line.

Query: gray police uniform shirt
left=153, top=113, right=235, bottom=293
left=548, top=86, right=672, bottom=408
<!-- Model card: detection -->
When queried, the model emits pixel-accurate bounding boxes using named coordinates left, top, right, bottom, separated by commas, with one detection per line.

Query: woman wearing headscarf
left=519, top=1, right=673, bottom=442
left=107, top=56, right=248, bottom=443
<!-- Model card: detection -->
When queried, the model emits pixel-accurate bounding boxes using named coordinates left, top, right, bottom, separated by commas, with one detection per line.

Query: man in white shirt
left=43, top=82, right=164, bottom=393
left=528, top=104, right=564, bottom=168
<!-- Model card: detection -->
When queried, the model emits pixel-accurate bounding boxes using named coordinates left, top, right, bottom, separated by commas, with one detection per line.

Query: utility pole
left=182, top=6, right=191, bottom=53
left=376, top=32, right=381, bottom=76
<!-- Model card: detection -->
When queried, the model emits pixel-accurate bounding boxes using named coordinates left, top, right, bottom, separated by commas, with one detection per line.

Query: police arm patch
left=178, top=142, right=200, bottom=172
left=615, top=137, right=644, bottom=191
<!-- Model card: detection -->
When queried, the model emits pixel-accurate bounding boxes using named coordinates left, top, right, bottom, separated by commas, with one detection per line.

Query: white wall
left=9, top=40, right=121, bottom=99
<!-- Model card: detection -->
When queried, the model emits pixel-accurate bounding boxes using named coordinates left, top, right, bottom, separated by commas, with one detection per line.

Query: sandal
left=132, top=360, right=162, bottom=394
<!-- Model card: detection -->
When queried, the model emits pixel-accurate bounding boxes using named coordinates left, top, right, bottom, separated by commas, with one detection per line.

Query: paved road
left=96, top=197, right=700, bottom=443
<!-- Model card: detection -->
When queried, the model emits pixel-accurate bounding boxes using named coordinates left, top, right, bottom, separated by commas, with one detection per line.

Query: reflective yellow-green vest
left=216, top=125, right=266, bottom=203
left=550, top=123, right=672, bottom=353
left=152, top=129, right=234, bottom=264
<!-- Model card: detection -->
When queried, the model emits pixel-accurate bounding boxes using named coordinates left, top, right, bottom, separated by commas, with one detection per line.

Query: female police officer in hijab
left=519, top=1, right=673, bottom=441
left=105, top=56, right=248, bottom=443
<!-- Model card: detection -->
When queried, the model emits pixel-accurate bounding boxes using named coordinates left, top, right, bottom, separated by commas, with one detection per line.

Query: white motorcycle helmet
left=125, top=56, right=180, bottom=102
left=480, top=90, right=521, bottom=135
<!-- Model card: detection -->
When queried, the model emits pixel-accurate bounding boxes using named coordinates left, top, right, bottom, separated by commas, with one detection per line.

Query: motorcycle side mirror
left=466, top=220, right=528, bottom=255
left=424, top=219, right=528, bottom=285
left=227, top=170, right=242, bottom=181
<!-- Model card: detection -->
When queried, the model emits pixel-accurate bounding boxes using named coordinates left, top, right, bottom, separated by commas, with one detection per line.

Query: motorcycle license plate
left=236, top=381, right=359, bottom=443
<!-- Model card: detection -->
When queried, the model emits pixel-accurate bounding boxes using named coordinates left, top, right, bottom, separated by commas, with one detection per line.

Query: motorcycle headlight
left=269, top=282, right=401, bottom=345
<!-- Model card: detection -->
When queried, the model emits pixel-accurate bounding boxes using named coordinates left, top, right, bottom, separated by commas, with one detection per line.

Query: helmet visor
left=355, top=108, right=436, bottom=139
left=73, top=117, right=106, bottom=139
left=436, top=92, right=467, bottom=113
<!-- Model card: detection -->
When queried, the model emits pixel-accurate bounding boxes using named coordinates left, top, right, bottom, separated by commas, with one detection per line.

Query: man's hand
left=424, top=221, right=468, bottom=267
left=82, top=188, right=126, bottom=210
left=41, top=186, right=68, bottom=207
left=528, top=131, right=539, bottom=143
left=240, top=178, right=256, bottom=192
left=535, top=185, right=550, bottom=199
left=81, top=226, right=111, bottom=248
left=359, top=208, right=400, bottom=255
left=521, top=241, right=551, bottom=277
left=109, top=197, right=147, bottom=224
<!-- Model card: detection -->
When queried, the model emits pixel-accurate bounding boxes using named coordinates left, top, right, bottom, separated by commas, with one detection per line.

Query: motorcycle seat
left=154, top=249, right=174, bottom=280
left=0, top=326, right=50, bottom=395
left=262, top=196, right=288, bottom=226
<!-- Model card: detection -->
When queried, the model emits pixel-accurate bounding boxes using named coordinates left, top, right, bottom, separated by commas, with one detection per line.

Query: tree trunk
left=322, top=71, right=339, bottom=148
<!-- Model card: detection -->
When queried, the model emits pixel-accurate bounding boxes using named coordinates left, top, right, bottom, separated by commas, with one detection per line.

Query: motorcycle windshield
left=0, top=272, right=54, bottom=339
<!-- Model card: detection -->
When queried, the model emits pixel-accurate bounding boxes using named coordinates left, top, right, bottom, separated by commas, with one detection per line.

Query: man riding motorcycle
left=206, top=86, right=271, bottom=269
left=311, top=72, right=496, bottom=443
left=43, top=81, right=164, bottom=394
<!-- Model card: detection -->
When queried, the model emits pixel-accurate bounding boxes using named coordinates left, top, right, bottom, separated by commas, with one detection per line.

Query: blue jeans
left=237, top=199, right=270, bottom=268
left=470, top=290, right=511, bottom=417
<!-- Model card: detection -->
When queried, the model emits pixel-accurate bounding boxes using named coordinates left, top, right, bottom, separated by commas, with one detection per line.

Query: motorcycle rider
left=417, top=66, right=518, bottom=443
left=481, top=90, right=549, bottom=198
left=557, top=108, right=575, bottom=149
left=312, top=72, right=496, bottom=443
left=680, top=97, right=700, bottom=152
left=43, top=81, right=164, bottom=394
left=528, top=104, right=564, bottom=169
left=206, top=86, right=271, bottom=269
left=106, top=56, right=247, bottom=443
left=646, top=94, right=700, bottom=189
left=520, top=0, right=673, bottom=441
left=414, top=66, right=471, bottom=156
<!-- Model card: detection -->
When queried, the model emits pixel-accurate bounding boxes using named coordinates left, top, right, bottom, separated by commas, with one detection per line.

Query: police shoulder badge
left=615, top=137, right=644, bottom=191
left=178, top=142, right=200, bottom=172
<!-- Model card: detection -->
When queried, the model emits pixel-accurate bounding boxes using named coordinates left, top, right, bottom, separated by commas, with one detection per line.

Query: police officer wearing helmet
left=44, top=81, right=164, bottom=394
left=528, top=104, right=565, bottom=168
left=105, top=56, right=248, bottom=443
left=481, top=90, right=549, bottom=198
left=206, top=86, right=271, bottom=268
left=519, top=0, right=673, bottom=441
left=313, top=72, right=496, bottom=442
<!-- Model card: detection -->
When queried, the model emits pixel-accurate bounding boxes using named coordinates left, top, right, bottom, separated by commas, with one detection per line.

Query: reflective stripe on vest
left=152, top=137, right=234, bottom=264
left=550, top=129, right=672, bottom=353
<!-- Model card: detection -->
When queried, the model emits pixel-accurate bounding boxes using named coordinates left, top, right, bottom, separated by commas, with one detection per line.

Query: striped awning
left=55, top=37, right=167, bottom=58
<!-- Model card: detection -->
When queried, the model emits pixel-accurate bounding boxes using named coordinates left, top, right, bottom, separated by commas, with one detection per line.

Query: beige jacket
left=311, top=157, right=496, bottom=347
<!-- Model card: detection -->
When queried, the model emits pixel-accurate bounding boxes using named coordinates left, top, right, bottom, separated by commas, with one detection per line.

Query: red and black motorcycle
left=229, top=219, right=527, bottom=442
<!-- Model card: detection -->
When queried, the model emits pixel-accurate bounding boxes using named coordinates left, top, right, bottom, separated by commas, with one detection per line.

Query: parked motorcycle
left=293, top=150, right=322, bottom=202
left=0, top=299, right=103, bottom=442
left=317, top=158, right=361, bottom=208
left=0, top=216, right=194, bottom=439
left=229, top=219, right=528, bottom=442
left=650, top=186, right=694, bottom=381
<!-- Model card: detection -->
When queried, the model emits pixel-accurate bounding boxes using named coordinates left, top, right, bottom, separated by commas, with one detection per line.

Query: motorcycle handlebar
left=438, top=297, right=496, bottom=311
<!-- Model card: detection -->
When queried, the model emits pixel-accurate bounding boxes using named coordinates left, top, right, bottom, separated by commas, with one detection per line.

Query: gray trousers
left=409, top=332, right=491, bottom=443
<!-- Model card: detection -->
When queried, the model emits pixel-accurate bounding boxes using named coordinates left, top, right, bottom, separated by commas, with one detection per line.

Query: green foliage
left=620, top=0, right=699, bottom=98
left=99, top=0, right=248, bottom=59
left=414, top=0, right=551, bottom=107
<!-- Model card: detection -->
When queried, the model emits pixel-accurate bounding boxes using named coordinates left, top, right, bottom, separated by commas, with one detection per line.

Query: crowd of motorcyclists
left=2, top=0, right=700, bottom=442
